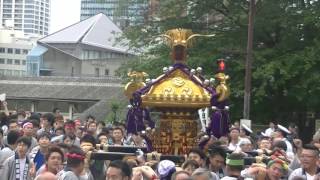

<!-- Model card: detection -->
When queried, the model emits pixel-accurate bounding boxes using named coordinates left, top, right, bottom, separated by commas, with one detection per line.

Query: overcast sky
left=50, top=0, right=81, bottom=33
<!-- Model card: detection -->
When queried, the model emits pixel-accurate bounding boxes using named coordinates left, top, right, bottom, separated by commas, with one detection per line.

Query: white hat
left=239, top=138, right=252, bottom=146
left=241, top=124, right=253, bottom=134
left=276, top=124, right=290, bottom=135
left=261, top=132, right=269, bottom=137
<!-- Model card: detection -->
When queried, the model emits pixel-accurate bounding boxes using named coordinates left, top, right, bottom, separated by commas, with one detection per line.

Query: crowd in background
left=0, top=100, right=320, bottom=180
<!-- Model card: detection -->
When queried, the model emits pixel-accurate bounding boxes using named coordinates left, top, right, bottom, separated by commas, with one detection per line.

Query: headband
left=66, top=153, right=85, bottom=160
left=23, top=122, right=33, bottom=129
left=64, top=124, right=75, bottom=129
left=226, top=158, right=244, bottom=166
left=267, top=158, right=288, bottom=171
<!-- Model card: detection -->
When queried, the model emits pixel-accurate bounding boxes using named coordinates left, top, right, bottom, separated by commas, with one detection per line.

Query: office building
left=80, top=0, right=147, bottom=29
left=0, top=0, right=50, bottom=35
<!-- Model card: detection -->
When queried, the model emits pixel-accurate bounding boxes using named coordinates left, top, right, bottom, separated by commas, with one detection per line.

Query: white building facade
left=0, top=0, right=50, bottom=35
left=0, top=27, right=39, bottom=76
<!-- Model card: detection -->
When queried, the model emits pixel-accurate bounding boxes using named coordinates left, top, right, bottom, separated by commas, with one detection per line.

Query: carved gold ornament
left=124, top=71, right=148, bottom=99
left=161, top=28, right=215, bottom=48
left=172, top=77, right=185, bottom=87
left=215, top=72, right=230, bottom=102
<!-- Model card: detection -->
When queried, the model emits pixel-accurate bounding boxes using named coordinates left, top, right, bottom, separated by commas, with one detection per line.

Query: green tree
left=118, top=0, right=320, bottom=125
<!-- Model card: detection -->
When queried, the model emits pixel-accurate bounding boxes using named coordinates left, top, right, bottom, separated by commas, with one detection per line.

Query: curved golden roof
left=141, top=69, right=211, bottom=108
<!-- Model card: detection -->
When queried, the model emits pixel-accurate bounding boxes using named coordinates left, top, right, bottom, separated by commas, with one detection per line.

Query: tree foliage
left=117, top=0, right=320, bottom=124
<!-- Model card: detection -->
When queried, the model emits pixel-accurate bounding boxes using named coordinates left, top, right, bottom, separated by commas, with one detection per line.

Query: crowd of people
left=0, top=100, right=320, bottom=180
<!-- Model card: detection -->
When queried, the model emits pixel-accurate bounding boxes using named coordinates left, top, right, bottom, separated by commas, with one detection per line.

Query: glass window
left=14, top=59, right=20, bottom=65
left=15, top=9, right=23, bottom=13
left=3, top=9, right=12, bottom=13
left=23, top=49, right=29, bottom=54
left=15, top=14, right=23, bottom=18
left=3, top=14, right=12, bottom=18
left=105, top=69, right=109, bottom=76
left=13, top=70, right=20, bottom=76
left=25, top=5, right=34, bottom=8
left=24, top=24, right=34, bottom=28
left=15, top=49, right=21, bottom=54
left=0, top=59, right=5, bottom=64
left=5, top=70, right=12, bottom=76
left=7, top=59, right=13, bottom=64
left=24, top=19, right=34, bottom=24
left=22, top=60, right=26, bottom=65
left=7, top=48, right=13, bottom=54
left=24, top=15, right=34, bottom=18
left=3, top=0, right=12, bottom=3
left=0, top=69, right=5, bottom=75
left=24, top=10, right=34, bottom=14
left=0, top=48, right=5, bottom=53
left=15, top=5, right=23, bottom=8
left=95, top=68, right=99, bottom=77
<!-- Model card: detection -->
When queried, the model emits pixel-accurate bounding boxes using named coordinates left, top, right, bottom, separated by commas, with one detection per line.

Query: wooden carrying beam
left=90, top=151, right=185, bottom=165
left=95, top=144, right=148, bottom=153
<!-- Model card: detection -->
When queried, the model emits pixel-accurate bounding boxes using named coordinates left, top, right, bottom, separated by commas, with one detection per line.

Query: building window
left=15, top=49, right=21, bottom=54
left=105, top=69, right=109, bottom=76
left=13, top=70, right=20, bottom=76
left=22, top=49, right=29, bottom=54
left=5, top=70, right=12, bottom=76
left=7, top=48, right=13, bottom=54
left=6, top=59, right=13, bottom=64
left=95, top=68, right=99, bottom=77
left=14, top=59, right=20, bottom=65
left=0, top=48, right=5, bottom=53
left=22, top=60, right=26, bottom=65
left=0, top=59, right=5, bottom=64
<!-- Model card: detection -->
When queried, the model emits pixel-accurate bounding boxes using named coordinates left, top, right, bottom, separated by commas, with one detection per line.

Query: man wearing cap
left=240, top=124, right=253, bottom=139
left=274, top=124, right=294, bottom=159
left=289, top=144, right=320, bottom=180
left=221, top=153, right=245, bottom=179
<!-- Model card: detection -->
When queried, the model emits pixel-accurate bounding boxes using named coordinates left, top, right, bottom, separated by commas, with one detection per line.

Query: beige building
left=27, top=13, right=133, bottom=77
left=0, top=27, right=39, bottom=76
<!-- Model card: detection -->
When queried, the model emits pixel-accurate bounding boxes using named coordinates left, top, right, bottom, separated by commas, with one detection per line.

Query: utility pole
left=243, top=0, right=255, bottom=119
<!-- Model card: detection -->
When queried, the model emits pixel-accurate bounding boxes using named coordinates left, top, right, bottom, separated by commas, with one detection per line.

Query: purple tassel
left=207, top=96, right=230, bottom=138
left=126, top=108, right=137, bottom=134
left=143, top=135, right=153, bottom=152
left=143, top=108, right=155, bottom=129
